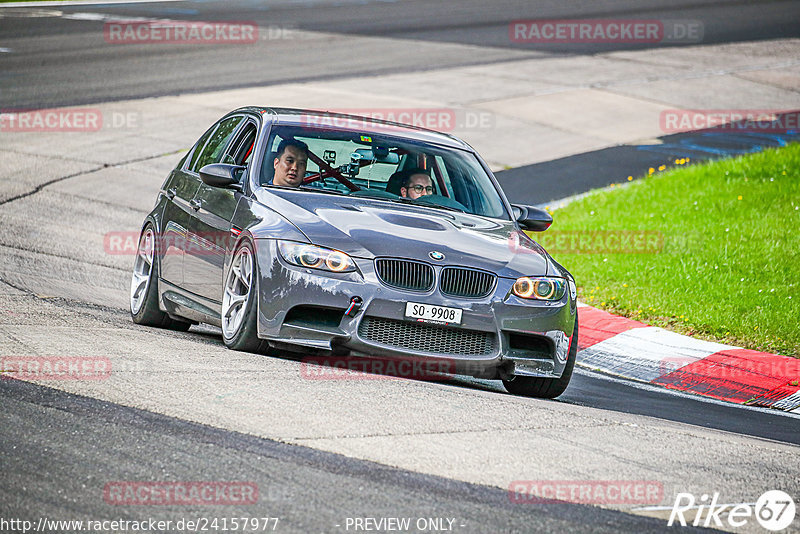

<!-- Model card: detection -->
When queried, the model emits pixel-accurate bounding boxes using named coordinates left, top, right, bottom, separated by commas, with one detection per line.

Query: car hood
left=257, top=189, right=552, bottom=278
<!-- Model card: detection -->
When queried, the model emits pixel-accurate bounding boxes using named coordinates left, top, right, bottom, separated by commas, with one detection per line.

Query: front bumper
left=253, top=239, right=577, bottom=379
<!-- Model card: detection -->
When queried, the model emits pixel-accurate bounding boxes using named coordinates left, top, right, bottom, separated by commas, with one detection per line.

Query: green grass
left=534, top=144, right=800, bottom=357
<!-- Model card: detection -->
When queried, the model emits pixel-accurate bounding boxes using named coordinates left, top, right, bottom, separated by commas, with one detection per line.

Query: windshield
left=260, top=125, right=509, bottom=219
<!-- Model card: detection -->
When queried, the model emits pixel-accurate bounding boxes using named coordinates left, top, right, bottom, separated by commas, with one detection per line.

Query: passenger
left=399, top=169, right=435, bottom=199
left=272, top=139, right=309, bottom=187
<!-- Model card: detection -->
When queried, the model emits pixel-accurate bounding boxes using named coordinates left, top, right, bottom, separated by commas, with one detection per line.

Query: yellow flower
left=648, top=167, right=655, bottom=174
left=623, top=283, right=628, bottom=287
left=627, top=176, right=633, bottom=181
left=737, top=195, right=742, bottom=200
left=658, top=165, right=666, bottom=171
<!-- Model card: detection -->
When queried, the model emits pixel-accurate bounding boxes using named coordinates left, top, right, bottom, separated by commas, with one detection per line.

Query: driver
left=272, top=139, right=309, bottom=187
left=400, top=169, right=435, bottom=199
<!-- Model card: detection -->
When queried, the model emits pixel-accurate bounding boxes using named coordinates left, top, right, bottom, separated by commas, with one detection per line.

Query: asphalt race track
left=1, top=377, right=709, bottom=534
left=1, top=1, right=799, bottom=533
left=2, top=0, right=800, bottom=108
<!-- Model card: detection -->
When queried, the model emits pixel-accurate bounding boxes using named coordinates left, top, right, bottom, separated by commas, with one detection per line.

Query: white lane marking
left=578, top=326, right=734, bottom=382
left=63, top=12, right=114, bottom=21
left=573, top=367, right=800, bottom=420
left=0, top=48, right=12, bottom=53
left=0, top=0, right=183, bottom=7
left=62, top=11, right=170, bottom=22
left=0, top=9, right=64, bottom=17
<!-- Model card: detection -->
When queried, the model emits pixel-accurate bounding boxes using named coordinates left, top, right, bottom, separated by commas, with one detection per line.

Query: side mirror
left=199, top=163, right=245, bottom=190
left=512, top=204, right=552, bottom=232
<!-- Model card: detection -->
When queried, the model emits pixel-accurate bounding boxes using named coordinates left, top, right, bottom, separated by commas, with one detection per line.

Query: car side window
left=187, top=125, right=217, bottom=172
left=223, top=121, right=258, bottom=167
left=191, top=116, right=244, bottom=172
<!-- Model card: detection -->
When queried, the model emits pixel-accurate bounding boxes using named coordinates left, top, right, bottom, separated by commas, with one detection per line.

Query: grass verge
left=533, top=144, right=799, bottom=357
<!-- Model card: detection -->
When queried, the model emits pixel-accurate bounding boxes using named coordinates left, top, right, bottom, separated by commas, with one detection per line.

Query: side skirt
left=158, top=278, right=222, bottom=327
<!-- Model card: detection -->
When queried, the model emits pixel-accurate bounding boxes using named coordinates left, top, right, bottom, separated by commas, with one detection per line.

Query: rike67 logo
left=669, top=490, right=795, bottom=531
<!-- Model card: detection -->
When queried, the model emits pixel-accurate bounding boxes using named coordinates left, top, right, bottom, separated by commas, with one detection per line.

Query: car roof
left=233, top=106, right=473, bottom=150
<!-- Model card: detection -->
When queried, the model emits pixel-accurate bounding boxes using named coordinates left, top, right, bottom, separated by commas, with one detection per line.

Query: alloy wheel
left=222, top=246, right=253, bottom=338
left=130, top=228, right=155, bottom=315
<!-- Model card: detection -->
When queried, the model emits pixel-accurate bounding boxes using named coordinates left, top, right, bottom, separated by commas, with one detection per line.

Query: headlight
left=512, top=277, right=567, bottom=300
left=277, top=241, right=356, bottom=273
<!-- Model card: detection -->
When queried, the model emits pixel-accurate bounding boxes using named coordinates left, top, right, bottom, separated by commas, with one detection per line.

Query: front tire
left=221, top=239, right=270, bottom=353
left=130, top=225, right=191, bottom=331
left=503, top=315, right=578, bottom=399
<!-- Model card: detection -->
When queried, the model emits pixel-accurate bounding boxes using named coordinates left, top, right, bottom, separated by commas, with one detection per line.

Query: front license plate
left=404, top=302, right=462, bottom=325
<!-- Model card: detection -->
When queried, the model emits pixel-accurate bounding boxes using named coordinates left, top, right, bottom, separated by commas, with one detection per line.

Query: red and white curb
left=576, top=303, right=800, bottom=413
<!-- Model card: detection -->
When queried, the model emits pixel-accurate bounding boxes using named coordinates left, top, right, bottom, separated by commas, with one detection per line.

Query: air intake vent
left=440, top=267, right=496, bottom=298
left=375, top=259, right=434, bottom=292
left=359, top=317, right=496, bottom=356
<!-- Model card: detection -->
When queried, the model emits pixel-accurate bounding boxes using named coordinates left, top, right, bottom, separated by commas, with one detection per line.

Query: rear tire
left=221, top=239, right=270, bottom=353
left=130, top=225, right=192, bottom=331
left=503, top=315, right=578, bottom=399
